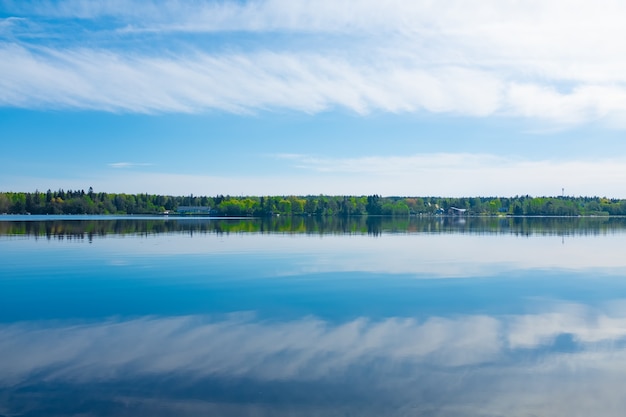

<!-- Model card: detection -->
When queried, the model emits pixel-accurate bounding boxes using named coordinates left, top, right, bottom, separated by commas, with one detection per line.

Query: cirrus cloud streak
left=2, top=43, right=626, bottom=125
left=3, top=0, right=626, bottom=125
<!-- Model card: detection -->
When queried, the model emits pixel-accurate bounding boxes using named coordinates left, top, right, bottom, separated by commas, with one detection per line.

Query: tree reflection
left=2, top=216, right=626, bottom=238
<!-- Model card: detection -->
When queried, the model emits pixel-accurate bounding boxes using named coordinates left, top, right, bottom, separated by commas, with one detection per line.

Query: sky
left=1, top=0, right=626, bottom=197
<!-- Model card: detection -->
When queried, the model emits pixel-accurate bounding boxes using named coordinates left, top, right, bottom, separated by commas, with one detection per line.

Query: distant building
left=176, top=206, right=212, bottom=214
left=448, top=207, right=468, bottom=215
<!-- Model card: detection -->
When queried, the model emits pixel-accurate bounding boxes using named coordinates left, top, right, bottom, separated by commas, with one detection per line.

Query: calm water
left=2, top=216, right=626, bottom=416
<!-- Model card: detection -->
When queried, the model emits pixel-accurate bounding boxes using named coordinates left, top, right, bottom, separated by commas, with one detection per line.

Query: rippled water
left=2, top=216, right=626, bottom=416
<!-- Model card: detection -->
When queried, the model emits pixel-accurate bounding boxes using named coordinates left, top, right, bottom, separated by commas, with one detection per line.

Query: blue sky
left=2, top=0, right=626, bottom=197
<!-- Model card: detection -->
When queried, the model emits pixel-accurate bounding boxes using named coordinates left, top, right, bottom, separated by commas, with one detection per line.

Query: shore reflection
left=2, top=215, right=626, bottom=238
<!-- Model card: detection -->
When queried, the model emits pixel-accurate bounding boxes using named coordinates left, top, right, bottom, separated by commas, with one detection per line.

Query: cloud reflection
left=3, top=303, right=626, bottom=385
left=0, top=314, right=500, bottom=385
left=4, top=303, right=626, bottom=415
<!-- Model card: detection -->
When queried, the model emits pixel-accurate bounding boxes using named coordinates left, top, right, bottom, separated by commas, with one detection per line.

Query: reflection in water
left=2, top=215, right=626, bottom=238
left=3, top=304, right=626, bottom=416
left=2, top=217, right=626, bottom=416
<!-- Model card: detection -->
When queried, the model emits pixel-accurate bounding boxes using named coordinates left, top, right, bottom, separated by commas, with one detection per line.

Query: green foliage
left=2, top=190, right=626, bottom=217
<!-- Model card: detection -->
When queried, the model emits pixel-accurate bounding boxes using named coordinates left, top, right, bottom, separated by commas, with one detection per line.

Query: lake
left=2, top=215, right=626, bottom=416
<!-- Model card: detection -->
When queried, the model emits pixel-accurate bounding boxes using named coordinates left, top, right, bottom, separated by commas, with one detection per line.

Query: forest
left=1, top=188, right=626, bottom=216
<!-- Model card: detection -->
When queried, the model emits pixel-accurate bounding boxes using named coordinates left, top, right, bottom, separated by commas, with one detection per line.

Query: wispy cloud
left=0, top=44, right=504, bottom=115
left=270, top=153, right=311, bottom=160
left=108, top=162, right=152, bottom=168
left=4, top=42, right=626, bottom=124
left=273, top=152, right=626, bottom=194
left=279, top=153, right=507, bottom=175
left=2, top=1, right=626, bottom=125
left=5, top=153, right=626, bottom=197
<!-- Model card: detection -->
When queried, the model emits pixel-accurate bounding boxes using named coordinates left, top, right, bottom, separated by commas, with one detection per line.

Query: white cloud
left=3, top=1, right=626, bottom=124
left=285, top=153, right=506, bottom=175
left=265, top=153, right=626, bottom=197
left=4, top=152, right=626, bottom=197
left=4, top=42, right=626, bottom=123
left=506, top=83, right=626, bottom=124
left=6, top=0, right=626, bottom=45
left=0, top=43, right=505, bottom=115
left=108, top=162, right=152, bottom=168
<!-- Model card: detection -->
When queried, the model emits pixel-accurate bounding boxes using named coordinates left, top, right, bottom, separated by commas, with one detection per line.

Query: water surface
left=2, top=216, right=626, bottom=416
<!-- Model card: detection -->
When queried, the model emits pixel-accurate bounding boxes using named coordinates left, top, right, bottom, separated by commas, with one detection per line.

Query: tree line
left=1, top=189, right=626, bottom=216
